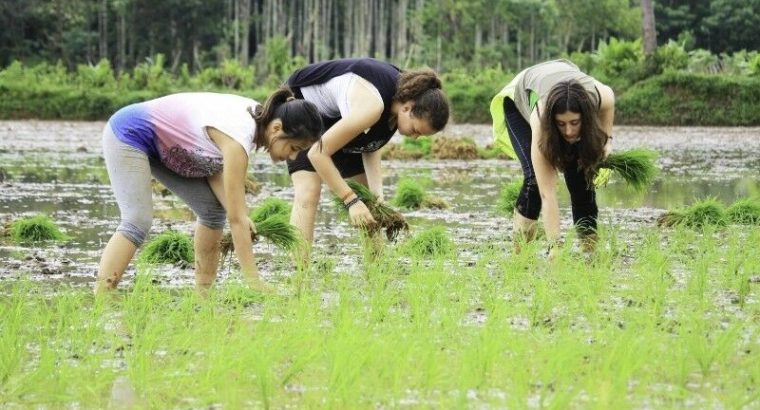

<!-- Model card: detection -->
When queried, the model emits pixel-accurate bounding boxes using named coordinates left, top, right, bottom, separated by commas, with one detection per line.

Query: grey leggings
left=102, top=124, right=227, bottom=246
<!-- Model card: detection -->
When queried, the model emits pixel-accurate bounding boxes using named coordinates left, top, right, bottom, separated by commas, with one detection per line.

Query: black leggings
left=503, top=98, right=598, bottom=235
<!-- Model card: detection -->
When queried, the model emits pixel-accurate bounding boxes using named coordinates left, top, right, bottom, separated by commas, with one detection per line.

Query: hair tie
left=286, top=96, right=295, bottom=102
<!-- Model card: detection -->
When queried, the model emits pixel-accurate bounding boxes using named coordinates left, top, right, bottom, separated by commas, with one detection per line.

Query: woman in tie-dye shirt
left=95, top=87, right=322, bottom=293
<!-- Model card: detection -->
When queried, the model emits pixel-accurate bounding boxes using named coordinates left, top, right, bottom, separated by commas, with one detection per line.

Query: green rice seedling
left=334, top=180, right=409, bottom=241
left=599, top=149, right=658, bottom=192
left=496, top=180, right=522, bottom=215
left=402, top=135, right=433, bottom=156
left=656, top=210, right=685, bottom=227
left=9, top=214, right=68, bottom=244
left=250, top=197, right=291, bottom=222
left=657, top=197, right=727, bottom=228
left=138, top=230, right=194, bottom=264
left=392, top=178, right=426, bottom=209
left=725, top=197, right=760, bottom=225
left=392, top=177, right=448, bottom=210
left=681, top=197, right=726, bottom=228
left=403, top=226, right=453, bottom=257
left=220, top=214, right=301, bottom=257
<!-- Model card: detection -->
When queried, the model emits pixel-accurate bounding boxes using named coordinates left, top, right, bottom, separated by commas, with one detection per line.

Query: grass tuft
left=403, top=226, right=453, bottom=257
left=600, top=149, right=658, bottom=192
left=725, top=197, right=760, bottom=225
left=657, top=197, right=727, bottom=228
left=139, top=230, right=194, bottom=264
left=10, top=214, right=68, bottom=244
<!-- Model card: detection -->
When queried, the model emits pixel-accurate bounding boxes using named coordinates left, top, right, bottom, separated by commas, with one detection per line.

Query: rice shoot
left=10, top=214, right=68, bottom=244
left=599, top=149, right=658, bottom=192
left=139, top=230, right=194, bottom=265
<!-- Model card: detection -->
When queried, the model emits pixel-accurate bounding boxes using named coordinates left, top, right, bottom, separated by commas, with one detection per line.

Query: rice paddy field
left=1, top=120, right=760, bottom=408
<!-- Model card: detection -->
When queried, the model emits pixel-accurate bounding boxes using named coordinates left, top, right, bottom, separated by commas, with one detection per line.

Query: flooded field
left=2, top=120, right=760, bottom=408
left=1, top=120, right=760, bottom=284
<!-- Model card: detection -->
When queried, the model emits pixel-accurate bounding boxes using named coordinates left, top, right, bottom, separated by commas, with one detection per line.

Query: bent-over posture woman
left=95, top=88, right=322, bottom=293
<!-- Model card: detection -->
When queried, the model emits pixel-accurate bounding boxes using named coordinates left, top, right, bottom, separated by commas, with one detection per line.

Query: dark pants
left=286, top=148, right=365, bottom=178
left=503, top=98, right=598, bottom=235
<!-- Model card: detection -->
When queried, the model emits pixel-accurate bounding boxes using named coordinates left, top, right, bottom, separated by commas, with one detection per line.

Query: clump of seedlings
left=249, top=197, right=291, bottom=221
left=657, top=197, right=727, bottom=228
left=496, top=180, right=522, bottom=215
left=220, top=199, right=300, bottom=257
left=244, top=175, right=262, bottom=195
left=392, top=178, right=448, bottom=210
left=403, top=226, right=454, bottom=257
left=9, top=215, right=68, bottom=244
left=599, top=149, right=658, bottom=192
left=725, top=197, right=760, bottom=225
left=139, top=230, right=194, bottom=265
left=334, top=180, right=409, bottom=241
left=430, top=136, right=479, bottom=160
left=381, top=136, right=433, bottom=160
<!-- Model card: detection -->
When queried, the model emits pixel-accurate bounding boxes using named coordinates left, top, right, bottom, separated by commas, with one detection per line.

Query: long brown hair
left=538, top=79, right=606, bottom=184
left=394, top=68, right=450, bottom=131
left=251, top=86, right=322, bottom=150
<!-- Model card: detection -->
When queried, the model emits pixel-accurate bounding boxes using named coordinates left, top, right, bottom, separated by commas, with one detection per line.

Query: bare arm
left=529, top=109, right=561, bottom=243
left=307, top=78, right=384, bottom=225
left=596, top=81, right=616, bottom=158
left=362, top=150, right=384, bottom=201
left=206, top=127, right=258, bottom=278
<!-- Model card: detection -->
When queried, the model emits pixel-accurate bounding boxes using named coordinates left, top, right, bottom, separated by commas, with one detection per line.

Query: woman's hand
left=348, top=200, right=377, bottom=228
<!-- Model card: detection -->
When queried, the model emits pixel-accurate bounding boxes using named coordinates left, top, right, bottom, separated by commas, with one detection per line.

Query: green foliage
left=10, top=215, right=68, bottom=244
left=250, top=198, right=291, bottom=223
left=657, top=198, right=727, bottom=229
left=130, top=54, right=172, bottom=93
left=403, top=226, right=453, bottom=257
left=601, top=149, right=659, bottom=192
left=75, top=59, right=117, bottom=89
left=653, top=40, right=689, bottom=73
left=617, top=72, right=760, bottom=125
left=393, top=178, right=427, bottom=209
left=402, top=136, right=433, bottom=157
left=443, top=66, right=510, bottom=123
left=591, top=37, right=645, bottom=90
left=139, top=231, right=194, bottom=265
left=194, top=59, right=254, bottom=90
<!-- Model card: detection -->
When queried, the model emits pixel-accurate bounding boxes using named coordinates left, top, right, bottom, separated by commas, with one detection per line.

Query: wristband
left=344, top=196, right=361, bottom=210
left=340, top=191, right=354, bottom=202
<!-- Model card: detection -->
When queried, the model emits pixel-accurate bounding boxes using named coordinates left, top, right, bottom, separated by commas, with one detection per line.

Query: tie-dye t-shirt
left=108, top=92, right=257, bottom=178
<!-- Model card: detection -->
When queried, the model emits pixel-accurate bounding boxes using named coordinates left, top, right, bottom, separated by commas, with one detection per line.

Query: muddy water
left=1, top=120, right=759, bottom=284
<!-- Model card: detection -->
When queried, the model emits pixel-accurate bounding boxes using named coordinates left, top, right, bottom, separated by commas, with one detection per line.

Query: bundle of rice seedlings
left=250, top=197, right=291, bottom=222
left=404, top=226, right=453, bottom=257
left=334, top=180, right=409, bottom=241
left=10, top=215, right=68, bottom=244
left=220, top=214, right=301, bottom=257
left=393, top=178, right=426, bottom=209
left=497, top=180, right=522, bottom=215
left=726, top=197, right=760, bottom=225
left=139, top=230, right=194, bottom=264
left=421, top=197, right=449, bottom=209
left=402, top=135, right=433, bottom=157
left=657, top=197, right=726, bottom=228
left=656, top=211, right=685, bottom=227
left=599, top=149, right=658, bottom=192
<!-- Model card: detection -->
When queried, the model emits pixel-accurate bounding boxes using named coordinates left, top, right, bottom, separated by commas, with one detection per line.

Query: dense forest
left=2, top=0, right=760, bottom=125
left=2, top=0, right=760, bottom=73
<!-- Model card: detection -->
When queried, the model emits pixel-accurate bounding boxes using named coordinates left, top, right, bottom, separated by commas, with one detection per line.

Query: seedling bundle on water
left=334, top=180, right=409, bottom=241
left=139, top=230, right=194, bottom=265
left=9, top=215, right=68, bottom=244
left=403, top=226, right=454, bottom=257
left=392, top=177, right=448, bottom=210
left=658, top=196, right=760, bottom=228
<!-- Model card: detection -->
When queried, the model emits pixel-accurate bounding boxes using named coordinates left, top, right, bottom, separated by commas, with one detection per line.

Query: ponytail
left=394, top=68, right=449, bottom=131
left=252, top=86, right=323, bottom=150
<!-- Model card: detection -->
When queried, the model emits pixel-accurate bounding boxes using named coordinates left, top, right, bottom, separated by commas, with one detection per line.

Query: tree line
left=2, top=0, right=759, bottom=75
